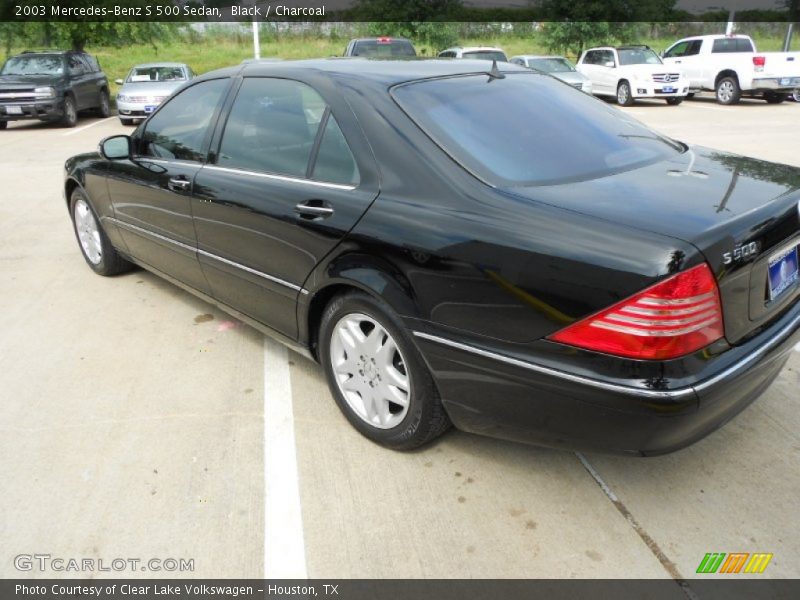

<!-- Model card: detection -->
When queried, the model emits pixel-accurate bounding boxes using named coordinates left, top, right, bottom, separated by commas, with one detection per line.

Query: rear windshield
left=463, top=50, right=508, bottom=62
left=352, top=40, right=416, bottom=57
left=1, top=55, right=63, bottom=76
left=392, top=73, right=684, bottom=186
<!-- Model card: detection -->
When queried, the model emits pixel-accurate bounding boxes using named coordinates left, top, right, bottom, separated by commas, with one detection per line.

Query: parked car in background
left=438, top=47, right=508, bottom=62
left=343, top=37, right=416, bottom=58
left=577, top=45, right=688, bottom=106
left=661, top=34, right=800, bottom=104
left=510, top=55, right=592, bottom=93
left=64, top=60, right=800, bottom=454
left=115, top=62, right=194, bottom=125
left=0, top=50, right=109, bottom=129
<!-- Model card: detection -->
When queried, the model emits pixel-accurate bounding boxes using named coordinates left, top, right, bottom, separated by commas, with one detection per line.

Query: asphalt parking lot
left=1, top=95, right=799, bottom=581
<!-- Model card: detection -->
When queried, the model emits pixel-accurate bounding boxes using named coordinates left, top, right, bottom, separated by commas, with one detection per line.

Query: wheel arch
left=715, top=69, right=739, bottom=87
left=301, top=254, right=422, bottom=360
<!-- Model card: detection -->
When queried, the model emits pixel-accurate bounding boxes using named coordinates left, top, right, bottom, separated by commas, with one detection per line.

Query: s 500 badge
left=723, top=242, right=760, bottom=265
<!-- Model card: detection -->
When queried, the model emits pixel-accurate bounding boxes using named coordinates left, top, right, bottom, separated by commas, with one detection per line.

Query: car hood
left=0, top=74, right=62, bottom=88
left=622, top=63, right=683, bottom=77
left=551, top=71, right=589, bottom=85
left=118, top=81, right=184, bottom=97
left=506, top=146, right=800, bottom=245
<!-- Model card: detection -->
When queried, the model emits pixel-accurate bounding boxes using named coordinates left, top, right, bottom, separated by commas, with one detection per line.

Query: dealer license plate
left=144, top=105, right=157, bottom=114
left=768, top=245, right=799, bottom=301
left=662, top=86, right=675, bottom=93
left=780, top=78, right=791, bottom=86
left=6, top=106, right=22, bottom=115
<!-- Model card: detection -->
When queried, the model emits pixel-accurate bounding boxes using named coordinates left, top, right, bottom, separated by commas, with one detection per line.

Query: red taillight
left=549, top=264, right=725, bottom=360
left=753, top=56, right=766, bottom=71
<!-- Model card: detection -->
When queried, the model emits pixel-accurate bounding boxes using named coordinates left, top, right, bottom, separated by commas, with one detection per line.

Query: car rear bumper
left=412, top=300, right=800, bottom=455
left=751, top=77, right=800, bottom=92
left=0, top=99, right=64, bottom=122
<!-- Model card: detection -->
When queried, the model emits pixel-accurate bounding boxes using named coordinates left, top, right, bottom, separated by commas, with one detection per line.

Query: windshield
left=529, top=58, right=575, bottom=73
left=463, top=51, right=508, bottom=62
left=127, top=66, right=187, bottom=83
left=617, top=48, right=662, bottom=66
left=392, top=73, right=683, bottom=186
left=1, top=55, right=63, bottom=76
left=352, top=40, right=416, bottom=57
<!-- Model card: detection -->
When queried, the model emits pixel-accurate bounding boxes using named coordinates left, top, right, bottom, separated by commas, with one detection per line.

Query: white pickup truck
left=661, top=34, right=800, bottom=104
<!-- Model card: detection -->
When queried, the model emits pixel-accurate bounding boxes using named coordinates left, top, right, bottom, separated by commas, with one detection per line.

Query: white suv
left=576, top=45, right=689, bottom=106
left=438, top=47, right=508, bottom=62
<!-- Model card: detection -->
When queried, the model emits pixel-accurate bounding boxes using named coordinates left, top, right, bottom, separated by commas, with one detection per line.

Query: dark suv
left=0, top=51, right=110, bottom=129
left=343, top=37, right=417, bottom=58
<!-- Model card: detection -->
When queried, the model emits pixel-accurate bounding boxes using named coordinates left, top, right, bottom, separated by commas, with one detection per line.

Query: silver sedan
left=115, top=62, right=194, bottom=125
left=510, top=55, right=593, bottom=94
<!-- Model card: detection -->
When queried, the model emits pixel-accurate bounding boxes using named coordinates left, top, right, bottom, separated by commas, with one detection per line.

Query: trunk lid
left=507, top=146, right=800, bottom=344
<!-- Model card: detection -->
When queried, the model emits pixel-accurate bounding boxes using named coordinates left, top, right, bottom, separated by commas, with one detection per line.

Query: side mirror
left=604, top=61, right=615, bottom=68
left=99, top=135, right=132, bottom=160
left=115, top=78, right=124, bottom=85
left=659, top=50, right=665, bottom=58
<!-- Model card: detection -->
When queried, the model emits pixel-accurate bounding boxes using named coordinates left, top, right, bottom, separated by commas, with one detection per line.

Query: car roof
left=199, top=58, right=530, bottom=86
left=129, top=62, right=189, bottom=69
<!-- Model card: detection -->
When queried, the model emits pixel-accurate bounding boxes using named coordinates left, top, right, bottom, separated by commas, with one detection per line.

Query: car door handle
left=168, top=176, right=191, bottom=192
left=294, top=201, right=334, bottom=220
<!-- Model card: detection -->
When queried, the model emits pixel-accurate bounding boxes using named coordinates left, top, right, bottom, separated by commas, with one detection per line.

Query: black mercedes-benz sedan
left=64, top=59, right=800, bottom=454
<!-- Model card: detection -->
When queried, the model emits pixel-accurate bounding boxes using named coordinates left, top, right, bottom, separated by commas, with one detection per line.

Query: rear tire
left=0, top=121, right=7, bottom=130
left=686, top=92, right=695, bottom=99
left=715, top=76, right=741, bottom=105
left=318, top=291, right=451, bottom=450
left=616, top=80, right=634, bottom=106
left=61, top=95, right=78, bottom=127
left=69, top=188, right=133, bottom=276
left=764, top=91, right=787, bottom=104
left=96, top=89, right=111, bottom=117
left=666, top=97, right=683, bottom=105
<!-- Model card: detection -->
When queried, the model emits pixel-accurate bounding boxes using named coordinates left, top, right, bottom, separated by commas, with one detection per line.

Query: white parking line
left=263, top=336, right=307, bottom=578
left=62, top=117, right=115, bottom=136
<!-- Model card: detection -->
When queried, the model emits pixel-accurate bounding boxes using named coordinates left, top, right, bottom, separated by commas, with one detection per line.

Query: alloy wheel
left=329, top=313, right=410, bottom=429
left=74, top=198, right=102, bottom=264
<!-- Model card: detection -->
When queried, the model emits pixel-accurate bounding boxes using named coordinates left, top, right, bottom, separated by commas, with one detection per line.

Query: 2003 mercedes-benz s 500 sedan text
left=64, top=60, right=800, bottom=454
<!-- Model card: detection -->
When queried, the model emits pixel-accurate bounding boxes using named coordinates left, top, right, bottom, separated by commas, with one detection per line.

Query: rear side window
left=218, top=78, right=324, bottom=177
left=712, top=38, right=754, bottom=53
left=312, top=115, right=359, bottom=186
left=393, top=73, right=683, bottom=186
left=140, top=79, right=228, bottom=162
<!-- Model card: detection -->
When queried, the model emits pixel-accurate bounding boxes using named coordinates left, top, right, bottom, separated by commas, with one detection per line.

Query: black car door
left=106, top=78, right=230, bottom=293
left=191, top=76, right=379, bottom=338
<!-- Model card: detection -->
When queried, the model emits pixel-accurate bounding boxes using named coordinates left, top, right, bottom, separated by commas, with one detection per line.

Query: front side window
left=393, top=72, right=683, bottom=187
left=140, top=78, right=228, bottom=161
left=617, top=48, right=662, bottom=66
left=664, top=41, right=690, bottom=58
left=582, top=51, right=599, bottom=65
left=68, top=55, right=85, bottom=75
left=218, top=78, right=324, bottom=178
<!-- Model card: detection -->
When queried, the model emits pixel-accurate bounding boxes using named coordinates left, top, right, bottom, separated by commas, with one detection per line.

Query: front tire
left=793, top=89, right=800, bottom=102
left=0, top=121, right=7, bottom=130
left=319, top=292, right=451, bottom=450
left=70, top=188, right=132, bottom=276
left=666, top=97, right=683, bottom=105
left=715, top=76, right=741, bottom=105
left=616, top=81, right=634, bottom=106
left=120, top=117, right=134, bottom=126
left=61, top=95, right=78, bottom=127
